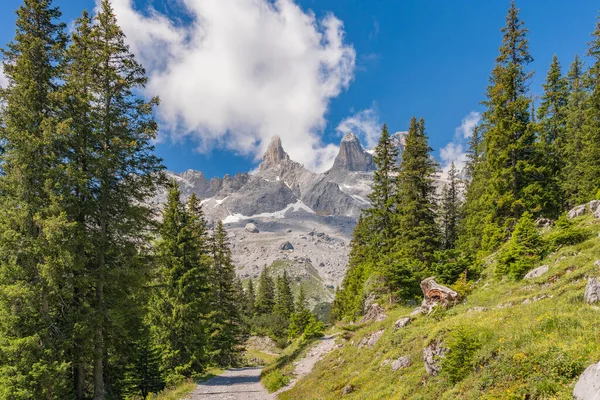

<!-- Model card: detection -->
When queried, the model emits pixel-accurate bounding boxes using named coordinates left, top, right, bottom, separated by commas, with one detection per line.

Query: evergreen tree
left=245, top=279, right=256, bottom=316
left=255, top=269, right=275, bottom=315
left=288, top=285, right=313, bottom=339
left=274, top=271, right=295, bottom=321
left=0, top=0, right=71, bottom=397
left=364, top=123, right=399, bottom=247
left=463, top=2, right=545, bottom=253
left=440, top=162, right=461, bottom=250
left=208, top=220, right=242, bottom=366
left=536, top=55, right=569, bottom=216
left=149, top=182, right=210, bottom=385
left=561, top=54, right=590, bottom=207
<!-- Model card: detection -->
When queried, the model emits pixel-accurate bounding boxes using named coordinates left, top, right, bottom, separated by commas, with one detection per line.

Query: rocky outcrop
left=423, top=340, right=447, bottom=376
left=360, top=303, right=387, bottom=323
left=245, top=223, right=259, bottom=233
left=535, top=218, right=554, bottom=228
left=330, top=133, right=375, bottom=172
left=391, top=356, right=411, bottom=371
left=573, top=361, right=600, bottom=400
left=259, top=135, right=290, bottom=171
left=358, top=330, right=384, bottom=348
left=585, top=278, right=600, bottom=304
left=420, top=277, right=460, bottom=313
left=279, top=241, right=294, bottom=251
left=568, top=200, right=600, bottom=220
left=394, top=317, right=411, bottom=330
left=524, top=265, right=549, bottom=280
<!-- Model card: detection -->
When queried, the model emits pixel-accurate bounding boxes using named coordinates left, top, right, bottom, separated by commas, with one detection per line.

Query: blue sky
left=1, top=0, right=598, bottom=177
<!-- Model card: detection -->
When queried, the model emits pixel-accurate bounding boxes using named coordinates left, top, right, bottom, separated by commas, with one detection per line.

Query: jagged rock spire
left=259, top=135, right=290, bottom=171
left=331, top=133, right=375, bottom=172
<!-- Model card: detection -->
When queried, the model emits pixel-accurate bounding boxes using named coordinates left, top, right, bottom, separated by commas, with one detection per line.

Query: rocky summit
left=153, top=134, right=403, bottom=300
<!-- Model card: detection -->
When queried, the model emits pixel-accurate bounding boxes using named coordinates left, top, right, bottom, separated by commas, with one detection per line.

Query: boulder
left=360, top=303, right=387, bottom=323
left=279, top=241, right=294, bottom=251
left=357, top=330, right=384, bottom=348
left=585, top=278, right=600, bottom=304
left=420, top=277, right=460, bottom=313
left=394, top=317, right=412, bottom=330
left=391, top=356, right=411, bottom=371
left=568, top=204, right=588, bottom=219
left=535, top=218, right=554, bottom=228
left=573, top=361, right=600, bottom=400
left=423, top=340, right=447, bottom=376
left=245, top=223, right=259, bottom=233
left=341, top=385, right=354, bottom=395
left=524, top=265, right=549, bottom=280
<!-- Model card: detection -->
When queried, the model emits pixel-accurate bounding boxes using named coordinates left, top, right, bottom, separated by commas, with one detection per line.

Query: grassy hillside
left=274, top=216, right=600, bottom=399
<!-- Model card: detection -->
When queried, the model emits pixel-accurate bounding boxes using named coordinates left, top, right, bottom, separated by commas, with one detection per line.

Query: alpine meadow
left=1, top=0, right=600, bottom=399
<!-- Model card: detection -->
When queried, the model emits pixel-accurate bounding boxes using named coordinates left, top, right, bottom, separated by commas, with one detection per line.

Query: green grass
left=244, top=348, right=279, bottom=366
left=276, top=216, right=600, bottom=399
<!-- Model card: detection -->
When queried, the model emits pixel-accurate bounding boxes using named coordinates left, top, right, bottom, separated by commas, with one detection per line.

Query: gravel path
left=187, top=367, right=274, bottom=400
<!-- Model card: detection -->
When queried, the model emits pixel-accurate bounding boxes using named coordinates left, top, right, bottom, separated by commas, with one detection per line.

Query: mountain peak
left=259, top=135, right=290, bottom=171
left=330, top=133, right=375, bottom=172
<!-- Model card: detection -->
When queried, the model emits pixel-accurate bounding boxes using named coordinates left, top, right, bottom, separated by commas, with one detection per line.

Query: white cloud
left=106, top=0, right=356, bottom=173
left=0, top=64, right=8, bottom=88
left=455, top=111, right=481, bottom=139
left=440, top=111, right=481, bottom=177
left=336, top=104, right=380, bottom=149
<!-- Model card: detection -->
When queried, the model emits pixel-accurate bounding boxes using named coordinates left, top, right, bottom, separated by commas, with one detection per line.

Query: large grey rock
left=535, top=218, right=554, bottom=228
left=394, top=317, right=411, bottom=330
left=524, top=265, right=549, bottom=280
left=358, top=329, right=385, bottom=348
left=361, top=303, right=387, bottom=323
left=569, top=204, right=588, bottom=219
left=574, top=361, right=600, bottom=400
left=391, top=356, right=411, bottom=371
left=279, top=241, right=294, bottom=251
left=585, top=278, right=600, bottom=304
left=330, top=133, right=375, bottom=172
left=423, top=340, right=447, bottom=376
left=245, top=223, right=259, bottom=233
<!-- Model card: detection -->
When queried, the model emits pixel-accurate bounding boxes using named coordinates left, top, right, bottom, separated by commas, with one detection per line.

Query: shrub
left=301, top=316, right=325, bottom=341
left=546, top=215, right=591, bottom=249
left=450, top=270, right=474, bottom=298
left=262, top=369, right=290, bottom=393
left=496, top=212, right=545, bottom=280
left=441, top=325, right=482, bottom=384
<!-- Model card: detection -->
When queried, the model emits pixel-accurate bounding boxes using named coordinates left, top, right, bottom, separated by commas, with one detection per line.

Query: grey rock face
left=279, top=241, right=294, bottom=251
left=391, top=356, right=411, bottom=371
left=574, top=361, right=600, bottom=400
left=358, top=330, right=384, bottom=348
left=394, top=317, right=411, bottom=330
left=524, top=265, right=549, bottom=280
left=568, top=201, right=600, bottom=220
left=423, top=340, right=447, bottom=376
left=535, top=218, right=554, bottom=228
left=360, top=303, right=386, bottom=323
left=569, top=204, right=588, bottom=219
left=585, top=278, right=600, bottom=304
left=245, top=223, right=259, bottom=233
left=330, top=133, right=375, bottom=172
left=259, top=135, right=290, bottom=171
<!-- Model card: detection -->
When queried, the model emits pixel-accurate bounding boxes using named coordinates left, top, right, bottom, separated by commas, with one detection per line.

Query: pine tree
left=208, top=220, right=242, bottom=366
left=364, top=123, right=399, bottom=248
left=288, top=285, right=313, bottom=339
left=463, top=2, right=544, bottom=253
left=536, top=55, right=569, bottom=216
left=149, top=182, right=210, bottom=385
left=246, top=279, right=256, bottom=316
left=0, top=0, right=71, bottom=397
left=579, top=16, right=600, bottom=201
left=440, top=162, right=461, bottom=250
left=274, top=271, right=295, bottom=321
left=255, top=269, right=275, bottom=315
left=561, top=54, right=590, bottom=207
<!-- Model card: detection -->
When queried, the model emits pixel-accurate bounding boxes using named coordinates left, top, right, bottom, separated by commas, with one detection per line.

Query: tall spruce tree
left=0, top=0, right=71, bottom=397
left=364, top=123, right=399, bottom=248
left=208, top=220, right=242, bottom=366
left=440, top=162, right=461, bottom=250
left=463, top=2, right=545, bottom=253
left=561, top=54, right=590, bottom=207
left=149, top=182, right=210, bottom=385
left=536, top=55, right=568, bottom=216
left=274, top=271, right=295, bottom=321
left=255, top=269, right=275, bottom=315
left=245, top=279, right=256, bottom=316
